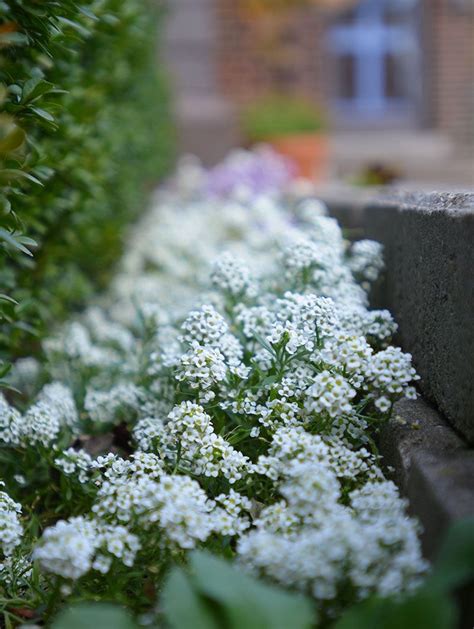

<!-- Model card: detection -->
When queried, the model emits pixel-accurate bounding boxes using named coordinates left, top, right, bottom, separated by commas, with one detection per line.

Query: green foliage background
left=0, top=0, right=175, bottom=370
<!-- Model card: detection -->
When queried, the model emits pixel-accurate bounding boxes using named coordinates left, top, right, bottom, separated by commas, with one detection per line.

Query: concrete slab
left=364, top=192, right=474, bottom=444
left=379, top=397, right=474, bottom=558
left=323, top=189, right=474, bottom=443
left=378, top=397, right=474, bottom=626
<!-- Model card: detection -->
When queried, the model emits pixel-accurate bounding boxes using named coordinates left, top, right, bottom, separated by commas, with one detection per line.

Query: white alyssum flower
left=54, top=448, right=93, bottom=483
left=84, top=383, right=144, bottom=424
left=255, top=427, right=382, bottom=485
left=238, top=502, right=427, bottom=604
left=165, top=401, right=253, bottom=483
left=0, top=394, right=23, bottom=446
left=44, top=321, right=120, bottom=370
left=211, top=253, right=257, bottom=299
left=238, top=470, right=426, bottom=605
left=305, top=370, right=357, bottom=419
left=33, top=517, right=97, bottom=579
left=349, top=239, right=384, bottom=284
left=92, top=470, right=225, bottom=549
left=364, top=346, right=420, bottom=403
left=176, top=343, right=228, bottom=395
left=19, top=383, right=79, bottom=447
left=33, top=516, right=140, bottom=580
left=180, top=305, right=229, bottom=346
left=318, top=333, right=373, bottom=388
left=84, top=307, right=135, bottom=352
left=36, top=383, right=78, bottom=429
left=91, top=451, right=165, bottom=482
left=0, top=486, right=23, bottom=556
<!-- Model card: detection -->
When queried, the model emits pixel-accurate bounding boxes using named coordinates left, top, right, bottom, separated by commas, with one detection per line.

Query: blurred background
left=164, top=0, right=474, bottom=186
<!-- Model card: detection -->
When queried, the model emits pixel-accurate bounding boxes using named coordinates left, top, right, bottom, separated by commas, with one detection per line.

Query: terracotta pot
left=268, top=133, right=329, bottom=182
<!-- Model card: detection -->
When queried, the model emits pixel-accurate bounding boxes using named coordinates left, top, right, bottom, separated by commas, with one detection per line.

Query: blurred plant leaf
left=0, top=228, right=36, bottom=256
left=21, top=78, right=60, bottom=104
left=333, top=591, right=457, bottom=629
left=162, top=551, right=316, bottom=629
left=0, top=169, right=42, bottom=185
left=52, top=602, right=137, bottom=629
left=0, top=31, right=28, bottom=46
left=427, top=517, right=474, bottom=593
left=162, top=567, right=220, bottom=629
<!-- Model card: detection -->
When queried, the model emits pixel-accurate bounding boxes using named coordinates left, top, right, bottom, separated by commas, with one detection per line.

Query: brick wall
left=216, top=0, right=474, bottom=151
left=428, top=0, right=474, bottom=151
left=216, top=2, right=328, bottom=107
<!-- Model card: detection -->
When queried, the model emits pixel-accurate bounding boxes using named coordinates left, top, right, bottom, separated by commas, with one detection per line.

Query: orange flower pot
left=268, top=133, right=329, bottom=182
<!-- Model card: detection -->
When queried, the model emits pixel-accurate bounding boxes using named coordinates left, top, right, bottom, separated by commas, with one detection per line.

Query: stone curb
left=379, top=397, right=474, bottom=628
left=324, top=189, right=474, bottom=443
left=322, top=188, right=474, bottom=571
left=379, top=398, right=474, bottom=559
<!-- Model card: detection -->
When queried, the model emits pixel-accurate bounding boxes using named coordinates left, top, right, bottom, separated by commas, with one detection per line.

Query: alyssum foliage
left=0, top=0, right=174, bottom=369
left=1, top=149, right=428, bottom=625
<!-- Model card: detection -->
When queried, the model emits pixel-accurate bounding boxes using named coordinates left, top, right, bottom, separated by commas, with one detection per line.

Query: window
left=327, top=0, right=420, bottom=120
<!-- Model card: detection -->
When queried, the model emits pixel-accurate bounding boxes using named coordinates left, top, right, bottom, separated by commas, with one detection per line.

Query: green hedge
left=0, top=0, right=175, bottom=370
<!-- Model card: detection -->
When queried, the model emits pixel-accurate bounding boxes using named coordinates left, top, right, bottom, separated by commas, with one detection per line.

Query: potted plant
left=242, top=94, right=328, bottom=181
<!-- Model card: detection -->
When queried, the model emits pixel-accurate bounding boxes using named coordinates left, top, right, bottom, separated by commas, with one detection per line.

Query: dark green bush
left=0, top=0, right=175, bottom=367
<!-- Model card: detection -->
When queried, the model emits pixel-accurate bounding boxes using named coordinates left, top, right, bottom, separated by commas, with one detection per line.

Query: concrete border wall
left=326, top=191, right=474, bottom=444
left=380, top=397, right=474, bottom=560
left=323, top=189, right=474, bottom=572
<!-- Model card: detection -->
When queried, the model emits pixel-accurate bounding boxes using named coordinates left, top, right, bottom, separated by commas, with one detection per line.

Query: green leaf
left=162, top=567, right=220, bottom=629
left=334, top=591, right=457, bottom=629
left=0, top=362, right=12, bottom=379
left=78, top=6, right=99, bottom=20
left=0, top=294, right=18, bottom=305
left=0, top=169, right=43, bottom=185
left=0, top=228, right=34, bottom=256
left=57, top=16, right=91, bottom=38
left=21, top=78, right=56, bottom=104
left=427, top=517, right=474, bottom=593
left=189, top=551, right=315, bottom=629
left=17, top=235, right=38, bottom=247
left=252, top=331, right=276, bottom=357
left=29, top=107, right=55, bottom=123
left=0, top=380, right=19, bottom=393
left=52, top=603, right=137, bottom=629
left=0, top=32, right=28, bottom=46
left=260, top=375, right=279, bottom=388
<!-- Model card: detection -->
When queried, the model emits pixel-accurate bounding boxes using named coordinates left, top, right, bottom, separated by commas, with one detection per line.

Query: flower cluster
left=0, top=485, right=23, bottom=557
left=239, top=427, right=426, bottom=601
left=84, top=383, right=144, bottom=425
left=0, top=383, right=78, bottom=448
left=33, top=516, right=140, bottom=579
left=164, top=402, right=253, bottom=483
left=211, top=253, right=257, bottom=300
left=0, top=149, right=426, bottom=619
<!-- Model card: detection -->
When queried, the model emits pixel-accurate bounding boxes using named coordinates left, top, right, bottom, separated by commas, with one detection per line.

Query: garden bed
left=0, top=151, right=472, bottom=627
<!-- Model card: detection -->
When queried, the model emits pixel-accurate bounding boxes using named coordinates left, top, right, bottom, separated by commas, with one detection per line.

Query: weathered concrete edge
left=370, top=190, right=474, bottom=214
left=322, top=188, right=474, bottom=443
left=379, top=397, right=474, bottom=560
left=320, top=188, right=474, bottom=555
left=363, top=197, right=474, bottom=443
left=321, top=187, right=474, bottom=233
